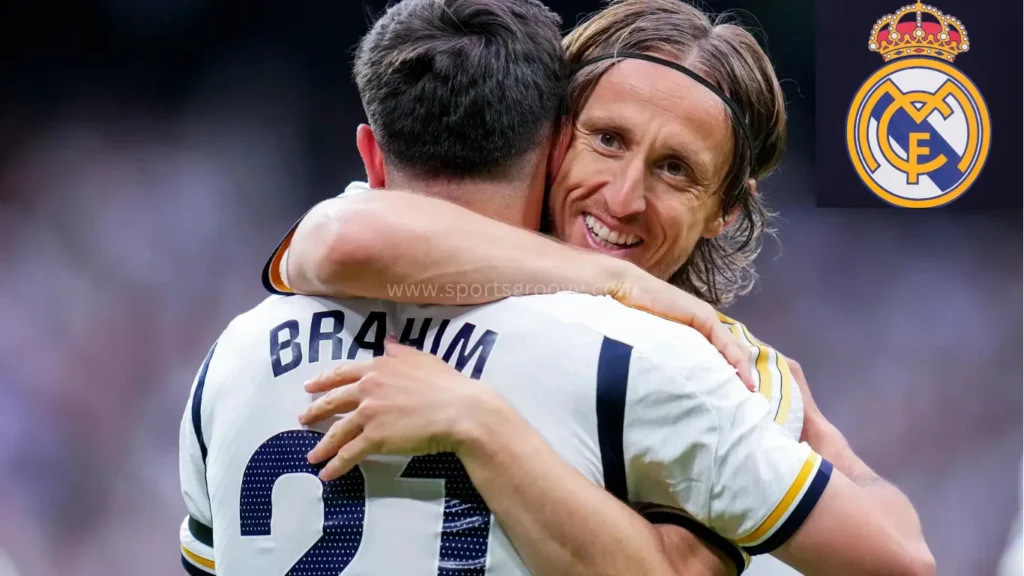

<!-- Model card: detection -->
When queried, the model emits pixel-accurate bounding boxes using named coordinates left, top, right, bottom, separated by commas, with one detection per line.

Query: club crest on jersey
left=846, top=2, right=990, bottom=208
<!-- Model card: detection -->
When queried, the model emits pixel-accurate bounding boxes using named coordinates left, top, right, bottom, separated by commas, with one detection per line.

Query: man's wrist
left=450, top=392, right=520, bottom=460
left=805, top=415, right=880, bottom=483
left=804, top=415, right=851, bottom=463
left=591, top=253, right=642, bottom=300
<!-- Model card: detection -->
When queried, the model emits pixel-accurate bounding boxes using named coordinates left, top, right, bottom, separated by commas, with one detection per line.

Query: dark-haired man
left=179, top=1, right=933, bottom=575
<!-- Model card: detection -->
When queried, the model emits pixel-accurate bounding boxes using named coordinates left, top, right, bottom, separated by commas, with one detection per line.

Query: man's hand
left=608, top=268, right=755, bottom=391
left=786, top=358, right=846, bottom=454
left=298, top=339, right=508, bottom=481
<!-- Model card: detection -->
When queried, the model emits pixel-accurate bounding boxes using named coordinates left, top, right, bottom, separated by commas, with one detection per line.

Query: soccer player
left=179, top=1, right=933, bottom=575
left=264, top=1, right=927, bottom=572
left=266, top=0, right=803, bottom=440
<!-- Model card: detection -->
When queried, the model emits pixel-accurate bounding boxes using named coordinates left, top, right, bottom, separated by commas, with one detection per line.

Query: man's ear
left=546, top=119, right=573, bottom=185
left=703, top=179, right=755, bottom=238
left=356, top=124, right=386, bottom=188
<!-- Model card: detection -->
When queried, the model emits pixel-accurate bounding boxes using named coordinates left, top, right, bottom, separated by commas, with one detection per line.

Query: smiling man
left=550, top=58, right=740, bottom=281
left=204, top=1, right=932, bottom=575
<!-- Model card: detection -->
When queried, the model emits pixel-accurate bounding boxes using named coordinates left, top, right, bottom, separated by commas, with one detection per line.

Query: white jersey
left=717, top=313, right=804, bottom=442
left=180, top=293, right=830, bottom=576
left=263, top=182, right=806, bottom=444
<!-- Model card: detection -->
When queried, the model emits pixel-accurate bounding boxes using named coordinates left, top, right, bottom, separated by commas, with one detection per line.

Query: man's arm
left=281, top=188, right=623, bottom=301
left=271, top=187, right=753, bottom=387
left=457, top=394, right=686, bottom=576
left=656, top=524, right=737, bottom=576
left=179, top=344, right=218, bottom=576
left=772, top=469, right=935, bottom=576
left=462, top=412, right=744, bottom=576
left=300, top=342, right=732, bottom=576
left=787, top=359, right=930, bottom=561
left=622, top=331, right=935, bottom=576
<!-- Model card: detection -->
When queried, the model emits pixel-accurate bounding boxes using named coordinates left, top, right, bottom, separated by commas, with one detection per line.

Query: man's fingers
left=619, top=291, right=756, bottom=392
left=385, top=340, right=447, bottom=369
left=692, top=313, right=756, bottom=392
left=317, top=436, right=372, bottom=482
left=712, top=324, right=755, bottom=391
left=307, top=412, right=363, bottom=465
left=299, top=384, right=362, bottom=425
left=304, top=361, right=371, bottom=393
left=384, top=338, right=416, bottom=358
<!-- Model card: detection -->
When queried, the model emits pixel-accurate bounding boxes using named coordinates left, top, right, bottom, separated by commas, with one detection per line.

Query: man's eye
left=662, top=159, right=686, bottom=178
left=597, top=132, right=621, bottom=150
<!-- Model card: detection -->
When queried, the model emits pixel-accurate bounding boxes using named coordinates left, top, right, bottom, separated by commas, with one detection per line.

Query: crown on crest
left=869, top=2, right=969, bottom=62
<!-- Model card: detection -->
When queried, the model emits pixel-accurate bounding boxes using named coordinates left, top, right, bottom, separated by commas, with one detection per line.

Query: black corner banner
left=815, top=0, right=1022, bottom=208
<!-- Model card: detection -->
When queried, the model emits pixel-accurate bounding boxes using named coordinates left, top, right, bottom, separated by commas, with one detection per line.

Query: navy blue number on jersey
left=240, top=430, right=366, bottom=575
left=241, top=431, right=494, bottom=576
left=247, top=314, right=497, bottom=574
left=240, top=437, right=493, bottom=575
left=402, top=453, right=491, bottom=575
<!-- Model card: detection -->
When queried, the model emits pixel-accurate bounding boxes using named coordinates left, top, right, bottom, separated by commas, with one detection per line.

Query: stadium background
left=0, top=0, right=1019, bottom=574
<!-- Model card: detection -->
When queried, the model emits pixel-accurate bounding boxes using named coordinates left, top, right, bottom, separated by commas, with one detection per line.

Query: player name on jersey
left=270, top=311, right=498, bottom=380
left=181, top=293, right=827, bottom=576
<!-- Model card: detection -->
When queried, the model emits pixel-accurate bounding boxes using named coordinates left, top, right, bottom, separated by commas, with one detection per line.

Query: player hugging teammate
left=180, top=1, right=935, bottom=575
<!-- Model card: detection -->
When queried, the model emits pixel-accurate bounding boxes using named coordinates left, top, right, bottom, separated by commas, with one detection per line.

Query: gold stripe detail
left=182, top=545, right=215, bottom=571
left=774, top=352, right=793, bottom=426
left=736, top=323, right=772, bottom=403
left=735, top=453, right=819, bottom=545
left=720, top=315, right=794, bottom=428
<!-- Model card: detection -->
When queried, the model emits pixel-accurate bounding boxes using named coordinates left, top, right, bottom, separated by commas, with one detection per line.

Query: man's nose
left=605, top=158, right=647, bottom=218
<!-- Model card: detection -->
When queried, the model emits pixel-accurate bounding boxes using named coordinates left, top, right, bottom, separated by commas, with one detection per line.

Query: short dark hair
left=354, top=0, right=566, bottom=181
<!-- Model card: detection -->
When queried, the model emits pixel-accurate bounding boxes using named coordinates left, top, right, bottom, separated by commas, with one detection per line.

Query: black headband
left=572, top=52, right=754, bottom=166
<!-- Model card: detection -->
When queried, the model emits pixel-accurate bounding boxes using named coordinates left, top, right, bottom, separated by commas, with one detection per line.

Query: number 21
left=240, top=430, right=492, bottom=575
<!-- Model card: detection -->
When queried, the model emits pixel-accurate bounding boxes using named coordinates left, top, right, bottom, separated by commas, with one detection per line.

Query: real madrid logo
left=846, top=2, right=990, bottom=208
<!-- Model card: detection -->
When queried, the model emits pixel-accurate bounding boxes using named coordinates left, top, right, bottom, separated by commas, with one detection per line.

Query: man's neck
left=386, top=175, right=543, bottom=231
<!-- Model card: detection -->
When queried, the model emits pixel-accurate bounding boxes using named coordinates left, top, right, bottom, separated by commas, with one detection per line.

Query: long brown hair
left=563, top=0, right=786, bottom=307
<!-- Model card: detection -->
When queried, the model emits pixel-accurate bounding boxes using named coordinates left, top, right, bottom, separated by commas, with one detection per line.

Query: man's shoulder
left=227, top=293, right=318, bottom=328
left=510, top=292, right=720, bottom=361
left=204, top=295, right=385, bottom=395
left=341, top=181, right=371, bottom=197
left=512, top=293, right=741, bottom=410
left=510, top=291, right=702, bottom=337
left=220, top=294, right=378, bottom=345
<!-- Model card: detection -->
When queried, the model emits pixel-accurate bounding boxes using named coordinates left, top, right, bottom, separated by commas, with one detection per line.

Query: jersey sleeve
left=717, top=312, right=803, bottom=441
left=179, top=344, right=218, bottom=575
left=622, top=331, right=832, bottom=557
left=261, top=181, right=372, bottom=295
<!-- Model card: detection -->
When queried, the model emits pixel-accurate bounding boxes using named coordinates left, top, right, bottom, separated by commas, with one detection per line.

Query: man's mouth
left=583, top=213, right=642, bottom=251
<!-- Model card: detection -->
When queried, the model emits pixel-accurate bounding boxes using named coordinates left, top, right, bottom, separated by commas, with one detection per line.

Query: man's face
left=547, top=58, right=735, bottom=281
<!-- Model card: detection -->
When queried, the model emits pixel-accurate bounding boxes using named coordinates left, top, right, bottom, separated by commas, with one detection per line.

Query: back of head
left=564, top=0, right=786, bottom=307
left=354, top=0, right=566, bottom=183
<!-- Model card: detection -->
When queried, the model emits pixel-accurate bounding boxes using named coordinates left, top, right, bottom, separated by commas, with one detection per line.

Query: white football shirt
left=262, top=182, right=805, bottom=444
left=180, top=292, right=830, bottom=576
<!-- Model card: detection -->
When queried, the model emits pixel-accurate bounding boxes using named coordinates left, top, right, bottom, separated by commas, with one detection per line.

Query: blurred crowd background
left=0, top=1, right=1019, bottom=575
